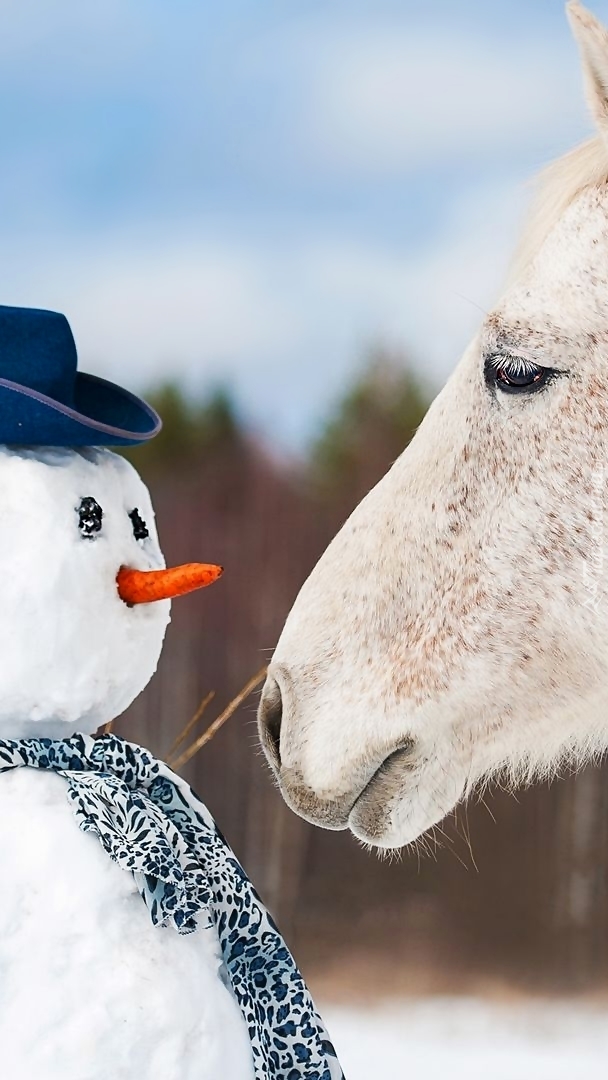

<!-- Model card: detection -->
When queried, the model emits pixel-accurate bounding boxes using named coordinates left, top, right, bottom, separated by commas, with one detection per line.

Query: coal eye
left=77, top=497, right=103, bottom=539
left=485, top=354, right=552, bottom=394
left=129, top=508, right=149, bottom=541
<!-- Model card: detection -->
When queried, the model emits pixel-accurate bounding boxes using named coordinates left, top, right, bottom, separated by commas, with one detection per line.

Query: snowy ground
left=321, top=997, right=608, bottom=1080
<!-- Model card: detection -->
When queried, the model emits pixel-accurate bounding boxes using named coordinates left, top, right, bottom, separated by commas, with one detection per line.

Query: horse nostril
left=258, top=676, right=283, bottom=771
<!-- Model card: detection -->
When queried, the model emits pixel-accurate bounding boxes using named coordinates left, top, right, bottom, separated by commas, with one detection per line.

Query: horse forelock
left=509, top=136, right=608, bottom=285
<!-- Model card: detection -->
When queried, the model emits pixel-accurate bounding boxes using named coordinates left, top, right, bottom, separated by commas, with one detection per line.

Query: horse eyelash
left=486, top=354, right=542, bottom=376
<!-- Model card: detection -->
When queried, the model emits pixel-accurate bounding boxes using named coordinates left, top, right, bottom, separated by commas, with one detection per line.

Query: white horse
left=258, top=1, right=608, bottom=850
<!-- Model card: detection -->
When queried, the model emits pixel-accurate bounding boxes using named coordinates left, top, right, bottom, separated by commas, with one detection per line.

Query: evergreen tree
left=122, top=383, right=239, bottom=476
left=310, top=346, right=430, bottom=504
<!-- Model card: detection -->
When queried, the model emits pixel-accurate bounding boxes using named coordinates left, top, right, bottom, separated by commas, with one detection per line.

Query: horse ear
left=568, top=1, right=608, bottom=135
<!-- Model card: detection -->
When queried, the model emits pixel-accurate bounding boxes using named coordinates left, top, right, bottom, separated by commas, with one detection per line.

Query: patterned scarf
left=0, top=733, right=344, bottom=1080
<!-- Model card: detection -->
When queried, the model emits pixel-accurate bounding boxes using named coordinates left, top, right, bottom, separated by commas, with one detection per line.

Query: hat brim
left=0, top=372, right=162, bottom=446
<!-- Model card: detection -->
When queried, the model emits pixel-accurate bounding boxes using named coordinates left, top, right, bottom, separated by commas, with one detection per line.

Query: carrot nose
left=117, top=563, right=223, bottom=605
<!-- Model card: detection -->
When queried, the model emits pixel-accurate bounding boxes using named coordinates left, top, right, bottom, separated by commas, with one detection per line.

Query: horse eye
left=129, top=508, right=149, bottom=541
left=485, top=354, right=550, bottom=394
left=77, top=496, right=103, bottom=539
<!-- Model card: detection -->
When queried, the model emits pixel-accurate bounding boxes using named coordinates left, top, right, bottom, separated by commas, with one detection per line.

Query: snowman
left=0, top=305, right=343, bottom=1080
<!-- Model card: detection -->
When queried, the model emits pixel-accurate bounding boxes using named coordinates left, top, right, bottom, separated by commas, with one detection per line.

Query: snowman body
left=0, top=768, right=254, bottom=1080
left=0, top=446, right=253, bottom=1079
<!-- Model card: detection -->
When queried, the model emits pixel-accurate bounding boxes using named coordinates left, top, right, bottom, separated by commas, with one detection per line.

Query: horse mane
left=509, top=135, right=608, bottom=283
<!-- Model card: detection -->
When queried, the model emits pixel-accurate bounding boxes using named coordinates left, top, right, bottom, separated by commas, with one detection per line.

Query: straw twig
left=169, top=665, right=268, bottom=771
left=166, top=689, right=215, bottom=760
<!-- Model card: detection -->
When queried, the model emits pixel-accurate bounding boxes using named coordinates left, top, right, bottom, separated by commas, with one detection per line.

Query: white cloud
left=286, top=26, right=588, bottom=175
left=0, top=239, right=298, bottom=385
left=0, top=169, right=528, bottom=446
left=0, top=3, right=591, bottom=446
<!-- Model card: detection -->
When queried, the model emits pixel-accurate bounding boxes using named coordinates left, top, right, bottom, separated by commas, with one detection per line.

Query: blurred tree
left=122, top=382, right=239, bottom=477
left=310, top=346, right=430, bottom=508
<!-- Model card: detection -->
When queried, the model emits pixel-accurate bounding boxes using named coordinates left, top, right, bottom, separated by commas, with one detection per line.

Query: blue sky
left=0, top=0, right=599, bottom=446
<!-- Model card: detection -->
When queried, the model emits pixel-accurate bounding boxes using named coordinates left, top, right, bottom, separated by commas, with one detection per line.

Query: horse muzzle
left=258, top=669, right=426, bottom=844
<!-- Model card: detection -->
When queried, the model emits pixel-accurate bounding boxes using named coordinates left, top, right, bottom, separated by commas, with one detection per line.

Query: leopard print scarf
left=0, top=733, right=344, bottom=1080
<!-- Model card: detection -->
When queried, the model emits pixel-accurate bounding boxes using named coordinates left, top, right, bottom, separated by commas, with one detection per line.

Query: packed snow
left=0, top=446, right=254, bottom=1078
left=322, top=996, right=608, bottom=1080
left=0, top=445, right=169, bottom=736
left=0, top=745, right=254, bottom=1080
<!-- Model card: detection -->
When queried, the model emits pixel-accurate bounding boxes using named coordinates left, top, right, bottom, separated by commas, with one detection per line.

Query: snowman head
left=0, top=445, right=210, bottom=736
left=0, top=304, right=223, bottom=737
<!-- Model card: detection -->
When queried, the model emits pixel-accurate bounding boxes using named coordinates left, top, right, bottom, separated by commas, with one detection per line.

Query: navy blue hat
left=0, top=305, right=161, bottom=446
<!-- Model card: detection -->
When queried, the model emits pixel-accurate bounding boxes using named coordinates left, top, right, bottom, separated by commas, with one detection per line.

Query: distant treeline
left=118, top=349, right=608, bottom=999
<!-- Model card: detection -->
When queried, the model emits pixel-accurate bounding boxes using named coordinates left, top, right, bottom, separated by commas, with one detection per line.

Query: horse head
left=259, top=2, right=608, bottom=849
